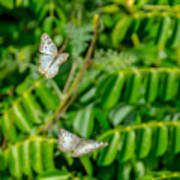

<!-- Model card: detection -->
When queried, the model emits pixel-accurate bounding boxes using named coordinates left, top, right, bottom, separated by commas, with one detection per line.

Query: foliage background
left=0, top=0, right=180, bottom=179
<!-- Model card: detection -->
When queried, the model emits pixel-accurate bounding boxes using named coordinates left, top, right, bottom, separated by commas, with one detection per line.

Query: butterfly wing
left=45, top=63, right=59, bottom=79
left=39, top=33, right=58, bottom=56
left=38, top=54, right=54, bottom=74
left=56, top=53, right=69, bottom=65
left=45, top=53, right=69, bottom=79
left=72, top=140, right=108, bottom=157
left=58, top=128, right=81, bottom=153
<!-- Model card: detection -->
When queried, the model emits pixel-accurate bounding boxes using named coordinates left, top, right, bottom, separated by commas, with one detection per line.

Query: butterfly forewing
left=58, top=128, right=81, bottom=153
left=56, top=53, right=69, bottom=65
left=72, top=140, right=108, bottom=157
left=39, top=33, right=69, bottom=79
left=39, top=54, right=54, bottom=74
left=39, top=33, right=58, bottom=57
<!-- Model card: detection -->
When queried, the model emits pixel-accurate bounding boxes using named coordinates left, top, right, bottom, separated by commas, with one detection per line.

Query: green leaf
left=79, top=70, right=99, bottom=94
left=9, top=144, right=22, bottom=178
left=125, top=72, right=143, bottom=104
left=171, top=20, right=180, bottom=48
left=164, top=71, right=178, bottom=101
left=154, top=126, right=168, bottom=156
left=110, top=105, right=133, bottom=126
left=73, top=106, right=94, bottom=138
left=117, top=162, right=132, bottom=180
left=1, top=112, right=17, bottom=142
left=80, top=87, right=96, bottom=103
left=22, top=92, right=43, bottom=124
left=43, top=16, right=53, bottom=35
left=20, top=140, right=32, bottom=176
left=101, top=73, right=125, bottom=109
left=0, top=149, right=8, bottom=171
left=98, top=74, right=116, bottom=102
left=35, top=81, right=59, bottom=110
left=55, top=7, right=67, bottom=23
left=31, top=139, right=44, bottom=173
left=112, top=16, right=132, bottom=47
left=73, top=109, right=84, bottom=134
left=101, top=5, right=120, bottom=14
left=172, top=125, right=180, bottom=154
left=118, top=130, right=135, bottom=162
left=133, top=161, right=145, bottom=179
left=145, top=70, right=160, bottom=103
left=80, top=156, right=93, bottom=176
left=137, top=127, right=152, bottom=159
left=38, top=4, right=49, bottom=21
left=98, top=132, right=121, bottom=166
left=0, top=0, right=13, bottom=9
left=37, top=170, right=71, bottom=180
left=12, top=103, right=33, bottom=133
left=94, top=108, right=110, bottom=130
left=156, top=17, right=172, bottom=48
left=42, top=140, right=55, bottom=171
left=136, top=0, right=149, bottom=5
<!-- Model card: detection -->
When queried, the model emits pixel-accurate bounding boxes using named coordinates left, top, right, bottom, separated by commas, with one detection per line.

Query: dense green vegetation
left=1, top=0, right=180, bottom=179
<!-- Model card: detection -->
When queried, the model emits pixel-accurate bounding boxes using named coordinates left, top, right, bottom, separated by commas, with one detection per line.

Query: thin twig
left=58, top=36, right=69, bottom=54
left=60, top=91, right=78, bottom=116
left=55, top=14, right=100, bottom=120
left=37, top=15, right=100, bottom=132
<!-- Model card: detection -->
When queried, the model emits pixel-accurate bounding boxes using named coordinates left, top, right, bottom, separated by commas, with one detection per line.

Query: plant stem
left=37, top=15, right=100, bottom=133
left=58, top=36, right=69, bottom=54
left=98, top=120, right=180, bottom=141
left=55, top=14, right=100, bottom=119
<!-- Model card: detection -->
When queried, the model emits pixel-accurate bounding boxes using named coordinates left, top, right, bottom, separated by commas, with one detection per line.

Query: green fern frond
left=1, top=137, right=56, bottom=178
left=95, top=120, right=180, bottom=166
left=79, top=68, right=180, bottom=108
left=0, top=77, right=61, bottom=142
left=141, top=171, right=180, bottom=180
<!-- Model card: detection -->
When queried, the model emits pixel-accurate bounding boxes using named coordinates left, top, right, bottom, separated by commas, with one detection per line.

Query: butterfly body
left=39, top=33, right=69, bottom=79
left=58, top=128, right=108, bottom=157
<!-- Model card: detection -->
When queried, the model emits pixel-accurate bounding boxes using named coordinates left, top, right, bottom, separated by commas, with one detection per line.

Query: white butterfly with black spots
left=58, top=128, right=108, bottom=157
left=39, top=33, right=69, bottom=79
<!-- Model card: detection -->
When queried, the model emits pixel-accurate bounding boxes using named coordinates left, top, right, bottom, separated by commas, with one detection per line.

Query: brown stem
left=55, top=14, right=99, bottom=120
left=61, top=91, right=77, bottom=115
left=58, top=36, right=69, bottom=54
left=37, top=15, right=100, bottom=133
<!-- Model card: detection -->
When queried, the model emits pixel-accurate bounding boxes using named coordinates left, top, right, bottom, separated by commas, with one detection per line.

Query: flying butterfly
left=58, top=128, right=108, bottom=157
left=39, top=33, right=69, bottom=79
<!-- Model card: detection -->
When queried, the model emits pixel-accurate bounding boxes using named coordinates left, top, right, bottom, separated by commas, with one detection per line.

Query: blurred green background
left=1, top=0, right=180, bottom=179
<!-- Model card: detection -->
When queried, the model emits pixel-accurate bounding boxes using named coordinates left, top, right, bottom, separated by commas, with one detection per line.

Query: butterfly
left=39, top=33, right=69, bottom=79
left=58, top=128, right=108, bottom=157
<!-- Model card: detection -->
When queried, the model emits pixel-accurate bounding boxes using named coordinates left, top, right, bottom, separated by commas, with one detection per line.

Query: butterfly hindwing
left=58, top=128, right=108, bottom=157
left=72, top=140, right=108, bottom=157
left=39, top=33, right=58, bottom=57
left=45, top=53, right=69, bottom=79
left=58, top=128, right=81, bottom=153
left=39, top=33, right=69, bottom=79
left=38, top=54, right=54, bottom=74
left=45, top=63, right=59, bottom=79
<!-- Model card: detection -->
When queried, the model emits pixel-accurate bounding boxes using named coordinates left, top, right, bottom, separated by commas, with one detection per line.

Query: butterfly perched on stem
left=39, top=33, right=69, bottom=79
left=58, top=128, right=108, bottom=157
